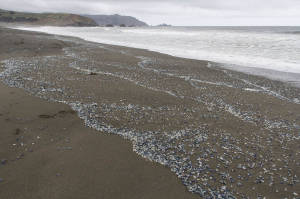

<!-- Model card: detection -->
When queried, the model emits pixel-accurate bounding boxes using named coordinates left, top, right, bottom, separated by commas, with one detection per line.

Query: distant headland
left=83, top=14, right=148, bottom=27
left=0, top=9, right=148, bottom=27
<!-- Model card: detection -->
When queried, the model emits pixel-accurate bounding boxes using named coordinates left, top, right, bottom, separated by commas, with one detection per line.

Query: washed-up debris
left=0, top=40, right=299, bottom=199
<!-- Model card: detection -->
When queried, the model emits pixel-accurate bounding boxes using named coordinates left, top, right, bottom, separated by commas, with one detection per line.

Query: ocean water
left=18, top=26, right=300, bottom=76
left=17, top=26, right=300, bottom=83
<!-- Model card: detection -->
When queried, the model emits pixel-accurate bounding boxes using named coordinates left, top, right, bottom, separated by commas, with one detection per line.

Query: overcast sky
left=1, top=0, right=300, bottom=26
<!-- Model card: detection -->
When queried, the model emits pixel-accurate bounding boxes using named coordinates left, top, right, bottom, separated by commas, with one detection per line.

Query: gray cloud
left=1, top=0, right=300, bottom=25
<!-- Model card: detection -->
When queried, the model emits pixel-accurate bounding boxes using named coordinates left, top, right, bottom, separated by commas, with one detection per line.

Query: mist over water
left=18, top=26, right=300, bottom=81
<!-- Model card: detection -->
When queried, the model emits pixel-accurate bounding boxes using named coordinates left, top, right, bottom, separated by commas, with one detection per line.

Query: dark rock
left=1, top=159, right=7, bottom=165
left=15, top=128, right=21, bottom=135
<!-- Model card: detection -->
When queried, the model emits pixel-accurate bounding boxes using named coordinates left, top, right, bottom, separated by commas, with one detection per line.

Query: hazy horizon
left=1, top=0, right=300, bottom=26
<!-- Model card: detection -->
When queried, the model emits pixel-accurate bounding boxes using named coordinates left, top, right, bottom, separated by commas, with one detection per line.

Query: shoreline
left=220, top=63, right=300, bottom=88
left=12, top=25, right=300, bottom=85
left=1, top=27, right=300, bottom=198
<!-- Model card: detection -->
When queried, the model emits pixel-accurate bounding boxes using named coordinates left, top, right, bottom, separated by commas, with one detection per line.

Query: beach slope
left=0, top=27, right=299, bottom=199
left=0, top=27, right=198, bottom=199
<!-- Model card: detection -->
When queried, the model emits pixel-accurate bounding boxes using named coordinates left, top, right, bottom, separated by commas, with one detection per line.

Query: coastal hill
left=0, top=9, right=97, bottom=27
left=83, top=14, right=148, bottom=27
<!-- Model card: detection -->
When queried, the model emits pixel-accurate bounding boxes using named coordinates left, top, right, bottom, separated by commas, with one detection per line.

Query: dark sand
left=0, top=27, right=300, bottom=199
left=0, top=28, right=198, bottom=199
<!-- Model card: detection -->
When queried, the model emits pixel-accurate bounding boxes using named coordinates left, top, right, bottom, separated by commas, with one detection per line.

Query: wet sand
left=0, top=27, right=300, bottom=199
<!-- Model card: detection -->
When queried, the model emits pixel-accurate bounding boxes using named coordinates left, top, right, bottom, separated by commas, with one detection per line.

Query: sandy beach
left=0, top=27, right=199, bottom=199
left=0, top=27, right=299, bottom=199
